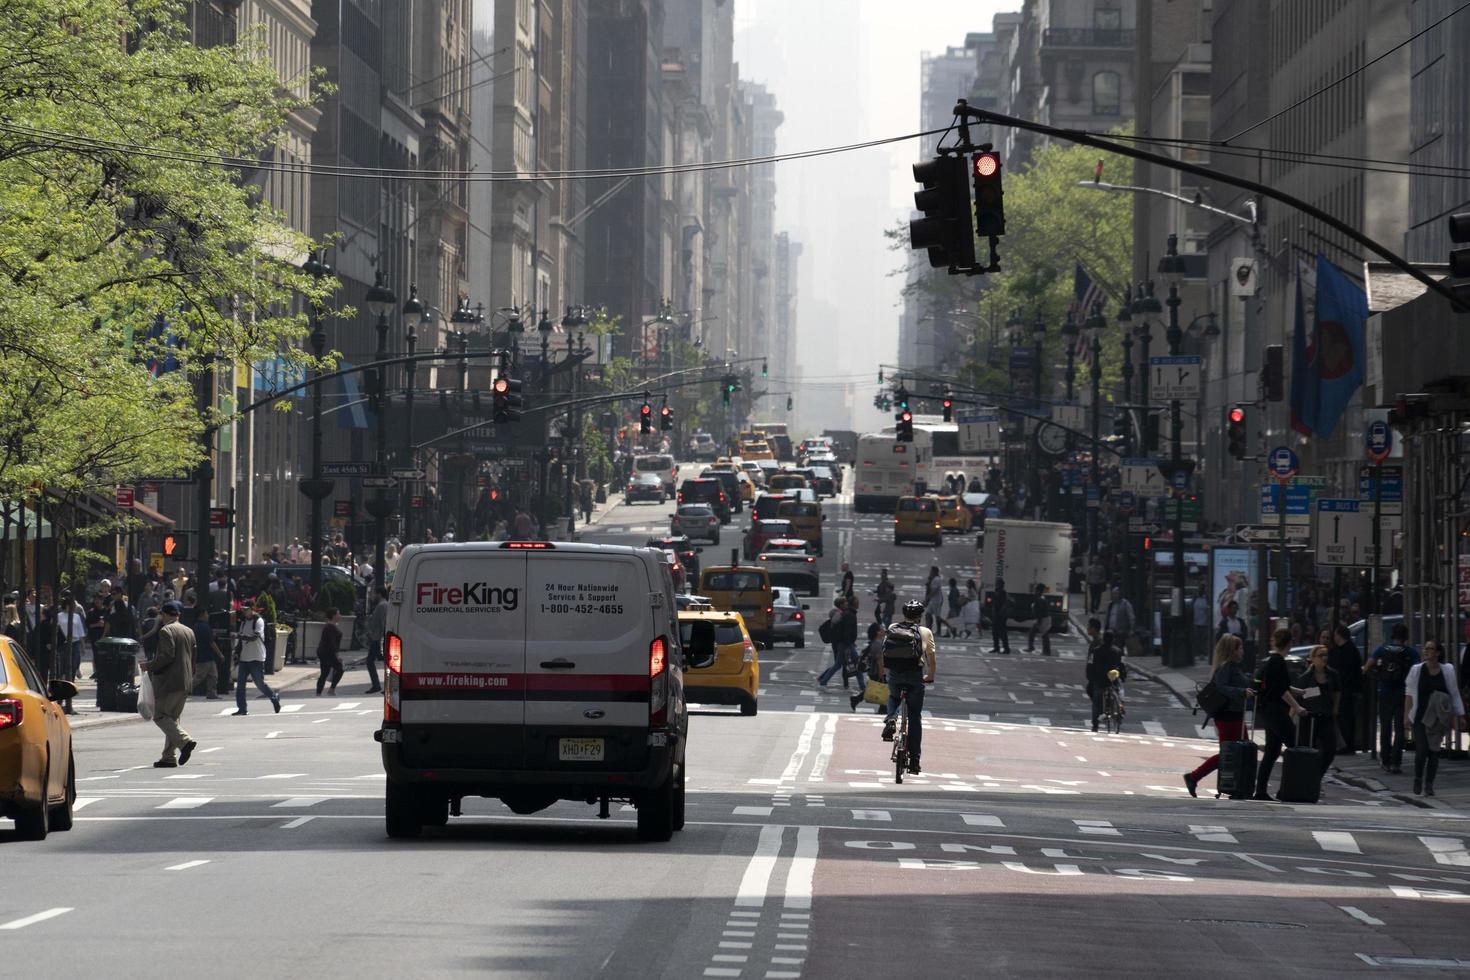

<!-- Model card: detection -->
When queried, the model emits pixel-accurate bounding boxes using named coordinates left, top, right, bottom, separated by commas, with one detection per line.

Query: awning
left=0, top=504, right=53, bottom=541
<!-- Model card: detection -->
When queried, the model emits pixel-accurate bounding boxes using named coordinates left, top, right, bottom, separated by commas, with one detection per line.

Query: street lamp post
left=364, top=271, right=397, bottom=585
left=538, top=310, right=555, bottom=533
left=1116, top=289, right=1135, bottom=591
left=450, top=299, right=479, bottom=540
left=1031, top=310, right=1045, bottom=518
left=1158, top=233, right=1191, bottom=667
left=298, top=250, right=335, bottom=601
left=400, top=287, right=425, bottom=545
left=1085, top=300, right=1106, bottom=559
left=1062, top=309, right=1078, bottom=402
left=1134, top=280, right=1162, bottom=452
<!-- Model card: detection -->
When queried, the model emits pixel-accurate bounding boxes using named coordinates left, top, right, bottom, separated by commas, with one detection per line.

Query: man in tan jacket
left=140, top=601, right=198, bottom=768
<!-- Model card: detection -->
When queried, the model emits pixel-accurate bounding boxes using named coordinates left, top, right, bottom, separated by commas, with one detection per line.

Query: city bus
left=852, top=418, right=998, bottom=512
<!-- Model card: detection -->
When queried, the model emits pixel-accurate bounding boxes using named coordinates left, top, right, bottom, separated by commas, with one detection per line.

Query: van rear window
left=703, top=572, right=767, bottom=591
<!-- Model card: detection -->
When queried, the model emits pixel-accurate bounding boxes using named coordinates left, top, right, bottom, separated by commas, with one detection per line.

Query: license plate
left=558, top=737, right=605, bottom=762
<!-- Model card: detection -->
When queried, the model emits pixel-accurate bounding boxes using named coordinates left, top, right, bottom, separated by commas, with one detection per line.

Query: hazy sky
left=734, top=0, right=1013, bottom=431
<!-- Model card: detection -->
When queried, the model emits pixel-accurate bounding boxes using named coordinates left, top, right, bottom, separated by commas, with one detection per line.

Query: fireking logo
left=416, top=581, right=520, bottom=611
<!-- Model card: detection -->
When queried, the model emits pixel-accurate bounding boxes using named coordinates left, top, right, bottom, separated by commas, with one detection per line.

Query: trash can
left=93, top=638, right=140, bottom=711
left=266, top=624, right=291, bottom=674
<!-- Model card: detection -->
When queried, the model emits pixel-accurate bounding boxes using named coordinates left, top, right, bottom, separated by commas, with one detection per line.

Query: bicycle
left=1102, top=668, right=1125, bottom=735
left=890, top=687, right=910, bottom=783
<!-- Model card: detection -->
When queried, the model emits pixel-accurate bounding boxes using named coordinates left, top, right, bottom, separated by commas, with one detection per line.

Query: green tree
left=0, top=0, right=335, bottom=502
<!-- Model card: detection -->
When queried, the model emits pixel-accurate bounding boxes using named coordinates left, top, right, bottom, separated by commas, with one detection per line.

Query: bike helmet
left=901, top=599, right=926, bottom=619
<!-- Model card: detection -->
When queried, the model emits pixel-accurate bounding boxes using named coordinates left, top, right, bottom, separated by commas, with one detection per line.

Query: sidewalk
left=565, top=489, right=625, bottom=541
left=68, top=662, right=322, bottom=731
left=1066, top=594, right=1470, bottom=812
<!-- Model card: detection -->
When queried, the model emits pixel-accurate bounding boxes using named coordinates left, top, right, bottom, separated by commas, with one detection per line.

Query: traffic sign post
left=322, top=462, right=373, bottom=477
left=1149, top=355, right=1203, bottom=402
left=1236, top=524, right=1310, bottom=544
left=958, top=411, right=1002, bottom=453
left=1267, top=446, right=1300, bottom=623
left=362, top=476, right=398, bottom=490
left=1365, top=420, right=1393, bottom=464
left=1314, top=498, right=1384, bottom=567
left=1120, top=458, right=1164, bottom=496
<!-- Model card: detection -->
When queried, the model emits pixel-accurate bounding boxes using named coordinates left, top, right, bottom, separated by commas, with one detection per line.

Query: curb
left=70, top=667, right=323, bottom=733
left=1328, top=768, right=1435, bottom=809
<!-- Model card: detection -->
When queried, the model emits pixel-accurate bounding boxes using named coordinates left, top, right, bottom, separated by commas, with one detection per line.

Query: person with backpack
left=817, top=597, right=850, bottom=687
left=1183, top=633, right=1252, bottom=797
left=232, top=601, right=283, bottom=716
left=1084, top=619, right=1126, bottom=732
left=1365, top=622, right=1414, bottom=774
left=877, top=599, right=937, bottom=775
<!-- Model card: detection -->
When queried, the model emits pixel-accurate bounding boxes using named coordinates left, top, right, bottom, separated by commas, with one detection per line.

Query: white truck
left=977, top=519, right=1073, bottom=631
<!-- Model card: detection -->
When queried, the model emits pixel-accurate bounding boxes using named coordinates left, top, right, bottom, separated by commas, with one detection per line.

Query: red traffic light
left=493, top=377, right=509, bottom=394
left=640, top=404, right=652, bottom=415
left=1228, top=407, right=1245, bottom=424
left=660, top=406, right=672, bottom=417
left=973, top=152, right=1000, bottom=178
left=942, top=399, right=952, bottom=409
left=900, top=410, right=913, bottom=423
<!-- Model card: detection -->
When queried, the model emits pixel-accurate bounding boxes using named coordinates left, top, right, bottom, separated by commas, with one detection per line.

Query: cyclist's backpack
left=882, top=622, right=924, bottom=670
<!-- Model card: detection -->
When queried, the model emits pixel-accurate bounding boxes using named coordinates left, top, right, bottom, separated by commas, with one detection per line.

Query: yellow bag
left=863, top=679, right=889, bottom=705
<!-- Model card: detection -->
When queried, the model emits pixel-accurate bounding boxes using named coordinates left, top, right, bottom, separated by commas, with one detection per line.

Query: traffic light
left=1452, top=211, right=1470, bottom=309
left=895, top=386, right=909, bottom=410
left=897, top=409, right=914, bottom=443
left=162, top=534, right=187, bottom=560
left=786, top=395, right=793, bottom=412
left=1112, top=412, right=1129, bottom=440
left=722, top=375, right=737, bottom=405
left=1262, top=344, right=1284, bottom=401
left=761, top=359, right=769, bottom=379
left=1143, top=411, right=1160, bottom=454
left=659, top=405, right=673, bottom=431
left=908, top=155, right=975, bottom=271
left=971, top=150, right=1005, bottom=238
left=492, top=375, right=523, bottom=423
left=1227, top=405, right=1248, bottom=459
left=942, top=397, right=953, bottom=423
left=639, top=402, right=653, bottom=433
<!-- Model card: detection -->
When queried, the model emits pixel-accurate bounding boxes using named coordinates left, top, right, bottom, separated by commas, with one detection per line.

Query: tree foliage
left=0, top=0, right=335, bottom=500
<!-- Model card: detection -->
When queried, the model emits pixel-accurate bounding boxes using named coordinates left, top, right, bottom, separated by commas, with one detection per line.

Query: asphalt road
left=5, top=472, right=1470, bottom=977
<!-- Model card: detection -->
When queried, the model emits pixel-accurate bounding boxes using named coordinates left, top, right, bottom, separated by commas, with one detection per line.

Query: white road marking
left=1390, top=885, right=1470, bottom=900
left=851, top=809, right=891, bottom=821
left=198, top=747, right=223, bottom=754
left=332, top=702, right=362, bottom=710
left=1075, top=755, right=1088, bottom=762
left=280, top=704, right=304, bottom=713
left=164, top=774, right=208, bottom=779
left=1142, top=721, right=1167, bottom=736
left=1419, top=837, right=1470, bottom=866
left=807, top=713, right=837, bottom=782
left=735, top=825, right=785, bottom=908
left=784, top=826, right=819, bottom=909
left=0, top=908, right=73, bottom=930
left=1190, top=825, right=1238, bottom=844
left=1314, top=831, right=1361, bottom=854
left=711, top=955, right=747, bottom=963
left=73, top=798, right=103, bottom=811
left=265, top=731, right=283, bottom=739
left=272, top=797, right=328, bottom=808
left=78, top=775, right=119, bottom=782
left=795, top=704, right=814, bottom=712
left=1074, top=820, right=1120, bottom=836
left=734, top=806, right=774, bottom=817
left=165, top=860, right=210, bottom=871
left=312, top=718, right=332, bottom=724
left=962, top=814, right=1004, bottom=827
left=158, top=797, right=212, bottom=809
left=719, top=941, right=753, bottom=949
left=280, top=816, right=317, bottom=829
left=703, top=970, right=741, bottom=977
left=258, top=773, right=307, bottom=779
left=1235, top=853, right=1282, bottom=873
left=1028, top=716, right=1051, bottom=727
left=1339, top=905, right=1384, bottom=926
left=969, top=713, right=990, bottom=722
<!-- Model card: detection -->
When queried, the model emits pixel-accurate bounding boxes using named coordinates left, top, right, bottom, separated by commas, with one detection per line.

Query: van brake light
left=649, top=636, right=667, bottom=678
left=383, top=633, right=403, bottom=723
left=502, top=541, right=554, bottom=549
left=385, top=634, right=403, bottom=674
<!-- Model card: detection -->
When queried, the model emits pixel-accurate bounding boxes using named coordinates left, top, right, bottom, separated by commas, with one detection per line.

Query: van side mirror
left=684, top=620, right=718, bottom=669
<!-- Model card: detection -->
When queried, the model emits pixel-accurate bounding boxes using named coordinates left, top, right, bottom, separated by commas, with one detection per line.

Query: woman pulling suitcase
left=1183, top=634, right=1253, bottom=798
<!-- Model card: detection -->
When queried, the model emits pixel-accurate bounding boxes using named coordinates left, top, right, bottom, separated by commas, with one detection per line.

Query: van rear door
left=396, top=549, right=527, bottom=769
left=522, top=551, right=658, bottom=771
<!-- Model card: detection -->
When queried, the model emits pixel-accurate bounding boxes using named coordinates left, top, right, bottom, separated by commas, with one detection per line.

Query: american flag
left=1071, top=264, right=1105, bottom=366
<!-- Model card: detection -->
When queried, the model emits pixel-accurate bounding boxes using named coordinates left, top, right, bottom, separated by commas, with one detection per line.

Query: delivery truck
left=977, top=519, right=1072, bottom=632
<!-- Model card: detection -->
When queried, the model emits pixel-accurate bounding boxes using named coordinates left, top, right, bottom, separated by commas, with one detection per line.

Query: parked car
left=626, top=471, right=667, bottom=504
left=671, top=503, right=720, bottom=543
left=771, top=586, right=809, bottom=648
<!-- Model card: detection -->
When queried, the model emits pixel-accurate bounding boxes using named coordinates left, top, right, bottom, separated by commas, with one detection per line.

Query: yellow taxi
left=737, top=470, right=756, bottom=503
left=678, top=608, right=759, bottom=716
left=767, top=472, right=808, bottom=494
left=740, top=439, right=775, bottom=462
left=776, top=498, right=825, bottom=555
left=894, top=495, right=943, bottom=547
left=0, top=636, right=78, bottom=839
left=698, top=565, right=775, bottom=641
left=936, top=495, right=973, bottom=534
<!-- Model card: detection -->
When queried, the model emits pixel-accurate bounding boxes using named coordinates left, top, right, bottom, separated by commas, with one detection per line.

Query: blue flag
left=1290, top=255, right=1366, bottom=439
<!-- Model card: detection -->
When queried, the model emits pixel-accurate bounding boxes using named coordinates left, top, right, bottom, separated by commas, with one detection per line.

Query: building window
left=1094, top=7, right=1122, bottom=32
left=1092, top=71, right=1121, bottom=116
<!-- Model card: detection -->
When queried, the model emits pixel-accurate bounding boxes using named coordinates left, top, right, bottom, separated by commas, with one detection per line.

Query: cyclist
left=878, top=599, right=937, bottom=774
left=1085, top=622, right=1127, bottom=732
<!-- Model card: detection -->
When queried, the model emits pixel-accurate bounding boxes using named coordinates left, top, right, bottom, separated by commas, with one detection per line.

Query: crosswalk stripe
left=852, top=810, right=891, bottom=821
left=332, top=702, right=362, bottom=710
left=1142, top=721, right=1167, bottom=736
left=281, top=704, right=304, bottom=713
left=1028, top=716, right=1051, bottom=727
left=1313, top=831, right=1361, bottom=854
left=1074, top=819, right=1120, bottom=836
left=962, top=814, right=1004, bottom=827
left=272, top=797, right=328, bottom=808
left=158, top=797, right=212, bottom=809
left=1190, top=824, right=1238, bottom=844
left=1418, top=837, right=1470, bottom=866
left=73, top=798, right=103, bottom=811
left=969, top=713, right=990, bottom=722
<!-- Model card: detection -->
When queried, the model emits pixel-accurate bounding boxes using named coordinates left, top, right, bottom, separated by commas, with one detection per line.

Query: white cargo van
left=633, top=453, right=678, bottom=494
left=374, top=541, right=718, bottom=841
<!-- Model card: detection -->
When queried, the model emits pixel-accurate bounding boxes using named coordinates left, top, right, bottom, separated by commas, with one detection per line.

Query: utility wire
left=1220, top=0, right=1470, bottom=144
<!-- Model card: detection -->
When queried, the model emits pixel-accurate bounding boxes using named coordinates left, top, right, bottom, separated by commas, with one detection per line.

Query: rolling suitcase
left=1216, top=719, right=1258, bottom=800
left=1277, top=716, right=1323, bottom=804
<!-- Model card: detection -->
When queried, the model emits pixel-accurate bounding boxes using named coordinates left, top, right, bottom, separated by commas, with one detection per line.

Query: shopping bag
left=862, top=679, right=889, bottom=706
left=137, top=670, right=156, bottom=721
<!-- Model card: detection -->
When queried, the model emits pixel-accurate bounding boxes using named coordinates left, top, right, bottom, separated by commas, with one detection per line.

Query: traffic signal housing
left=908, top=155, right=975, bottom=271
left=942, top=397, right=953, bottom=423
left=639, top=402, right=653, bottom=433
left=1227, top=405, right=1248, bottom=459
left=895, top=386, right=909, bottom=411
left=897, top=409, right=914, bottom=443
left=659, top=405, right=673, bottom=431
left=971, top=150, right=1005, bottom=237
left=722, top=376, right=737, bottom=405
left=492, top=375, right=523, bottom=423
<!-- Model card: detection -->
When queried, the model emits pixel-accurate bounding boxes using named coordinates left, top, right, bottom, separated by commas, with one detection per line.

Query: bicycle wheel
left=894, top=736, right=906, bottom=784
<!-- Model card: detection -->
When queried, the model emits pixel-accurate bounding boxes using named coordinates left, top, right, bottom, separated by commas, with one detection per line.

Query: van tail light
left=0, top=698, right=22, bottom=731
left=650, top=636, right=669, bottom=727
left=383, top=633, right=403, bottom=722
